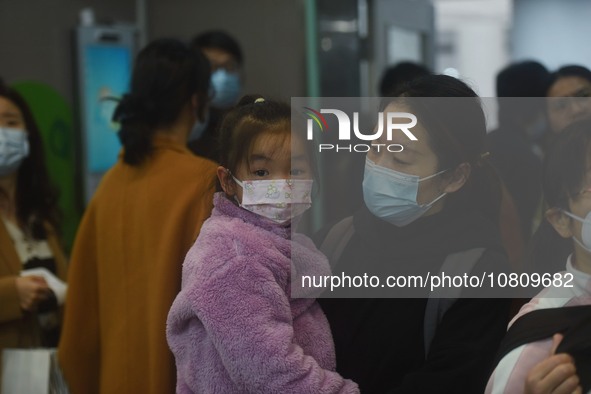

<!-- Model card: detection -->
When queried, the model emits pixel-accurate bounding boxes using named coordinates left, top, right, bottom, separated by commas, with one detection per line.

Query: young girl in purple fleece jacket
left=166, top=95, right=359, bottom=394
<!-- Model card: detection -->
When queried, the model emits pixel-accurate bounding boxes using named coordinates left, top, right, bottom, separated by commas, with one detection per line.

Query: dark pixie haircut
left=496, top=60, right=549, bottom=127
left=113, top=38, right=211, bottom=165
left=543, top=116, right=591, bottom=210
left=191, top=30, right=244, bottom=66
left=0, top=79, right=60, bottom=239
left=383, top=74, right=502, bottom=222
left=545, top=65, right=591, bottom=96
left=497, top=61, right=549, bottom=97
left=379, top=61, right=431, bottom=96
left=218, top=95, right=315, bottom=178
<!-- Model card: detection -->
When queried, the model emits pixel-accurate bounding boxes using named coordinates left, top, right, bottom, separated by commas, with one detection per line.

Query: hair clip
left=480, top=151, right=491, bottom=159
left=254, top=98, right=265, bottom=104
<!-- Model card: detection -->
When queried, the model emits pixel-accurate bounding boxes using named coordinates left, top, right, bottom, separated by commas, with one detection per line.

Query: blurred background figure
left=545, top=65, right=591, bottom=136
left=487, top=60, right=548, bottom=241
left=188, top=30, right=244, bottom=162
left=58, top=38, right=217, bottom=394
left=378, top=61, right=431, bottom=96
left=0, top=79, right=67, bottom=367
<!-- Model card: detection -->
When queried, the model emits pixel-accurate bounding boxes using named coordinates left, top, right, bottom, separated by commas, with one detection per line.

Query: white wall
left=433, top=0, right=512, bottom=98
left=512, top=0, right=591, bottom=70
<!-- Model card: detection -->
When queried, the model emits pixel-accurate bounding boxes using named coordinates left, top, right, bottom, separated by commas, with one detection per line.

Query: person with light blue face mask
left=210, top=68, right=241, bottom=109
left=188, top=30, right=244, bottom=162
left=318, top=75, right=514, bottom=393
left=360, top=97, right=470, bottom=227
left=0, top=79, right=68, bottom=368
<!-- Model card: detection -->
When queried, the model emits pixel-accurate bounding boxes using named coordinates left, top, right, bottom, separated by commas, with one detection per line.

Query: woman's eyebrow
left=0, top=111, right=21, bottom=119
left=292, top=154, right=307, bottom=161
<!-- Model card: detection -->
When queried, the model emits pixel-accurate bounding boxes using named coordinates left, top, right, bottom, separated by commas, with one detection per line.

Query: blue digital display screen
left=83, top=45, right=131, bottom=172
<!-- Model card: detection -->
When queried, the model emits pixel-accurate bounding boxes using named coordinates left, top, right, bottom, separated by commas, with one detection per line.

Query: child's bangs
left=237, top=117, right=291, bottom=166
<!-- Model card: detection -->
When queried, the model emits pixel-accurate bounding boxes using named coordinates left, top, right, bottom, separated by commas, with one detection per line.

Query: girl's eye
left=253, top=169, right=269, bottom=177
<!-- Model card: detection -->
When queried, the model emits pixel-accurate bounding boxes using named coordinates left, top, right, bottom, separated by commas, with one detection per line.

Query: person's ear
left=545, top=207, right=574, bottom=238
left=192, top=93, right=208, bottom=122
left=216, top=166, right=236, bottom=196
left=442, top=162, right=471, bottom=194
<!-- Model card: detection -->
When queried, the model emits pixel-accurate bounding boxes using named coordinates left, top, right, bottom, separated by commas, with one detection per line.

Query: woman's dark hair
left=218, top=95, right=317, bottom=182
left=545, top=65, right=591, bottom=96
left=0, top=79, right=60, bottom=239
left=497, top=61, right=549, bottom=97
left=383, top=74, right=502, bottom=223
left=191, top=30, right=243, bottom=66
left=379, top=61, right=431, bottom=96
left=113, top=38, right=210, bottom=165
left=496, top=61, right=549, bottom=128
left=543, top=116, right=591, bottom=210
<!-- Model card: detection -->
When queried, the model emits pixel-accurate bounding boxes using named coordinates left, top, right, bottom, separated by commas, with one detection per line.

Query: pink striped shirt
left=485, top=255, right=591, bottom=394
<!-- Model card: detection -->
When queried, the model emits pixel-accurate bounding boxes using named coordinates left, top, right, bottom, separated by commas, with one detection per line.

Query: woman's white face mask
left=563, top=210, right=591, bottom=253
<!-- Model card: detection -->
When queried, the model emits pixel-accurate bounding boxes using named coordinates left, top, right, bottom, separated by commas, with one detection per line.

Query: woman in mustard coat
left=58, top=39, right=218, bottom=394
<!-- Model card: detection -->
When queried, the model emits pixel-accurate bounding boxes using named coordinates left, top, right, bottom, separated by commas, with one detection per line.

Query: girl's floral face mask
left=232, top=177, right=313, bottom=224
